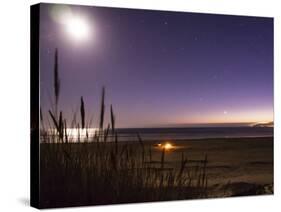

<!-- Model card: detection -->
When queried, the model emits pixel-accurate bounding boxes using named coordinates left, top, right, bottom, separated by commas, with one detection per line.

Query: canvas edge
left=30, top=3, right=41, bottom=209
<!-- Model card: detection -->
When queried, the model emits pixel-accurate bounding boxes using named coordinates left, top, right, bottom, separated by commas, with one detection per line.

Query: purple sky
left=39, top=3, right=273, bottom=128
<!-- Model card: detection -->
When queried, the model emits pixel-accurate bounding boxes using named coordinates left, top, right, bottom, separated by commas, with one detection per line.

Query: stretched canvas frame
left=31, top=3, right=274, bottom=209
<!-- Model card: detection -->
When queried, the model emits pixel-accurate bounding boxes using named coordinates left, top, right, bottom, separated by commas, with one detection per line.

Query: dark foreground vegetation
left=40, top=141, right=209, bottom=208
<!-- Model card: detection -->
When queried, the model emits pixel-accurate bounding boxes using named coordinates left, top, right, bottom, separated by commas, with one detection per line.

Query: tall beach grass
left=39, top=49, right=209, bottom=208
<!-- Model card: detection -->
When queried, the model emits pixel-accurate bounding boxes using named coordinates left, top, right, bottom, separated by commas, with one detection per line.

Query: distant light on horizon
left=177, top=108, right=273, bottom=127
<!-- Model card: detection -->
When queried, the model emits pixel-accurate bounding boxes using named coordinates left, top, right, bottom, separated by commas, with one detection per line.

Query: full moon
left=65, top=16, right=90, bottom=41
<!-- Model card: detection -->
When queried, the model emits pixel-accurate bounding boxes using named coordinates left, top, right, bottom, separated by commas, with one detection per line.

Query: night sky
left=39, top=3, right=273, bottom=128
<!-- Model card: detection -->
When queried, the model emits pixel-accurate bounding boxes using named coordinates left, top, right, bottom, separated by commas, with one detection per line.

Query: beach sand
left=146, top=136, right=273, bottom=196
left=40, top=136, right=273, bottom=207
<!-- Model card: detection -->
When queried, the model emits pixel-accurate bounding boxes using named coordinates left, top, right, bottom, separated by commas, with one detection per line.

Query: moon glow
left=65, top=16, right=90, bottom=41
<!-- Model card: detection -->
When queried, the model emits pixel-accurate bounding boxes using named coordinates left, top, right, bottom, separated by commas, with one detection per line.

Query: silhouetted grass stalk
left=80, top=96, right=85, bottom=129
left=54, top=48, right=60, bottom=119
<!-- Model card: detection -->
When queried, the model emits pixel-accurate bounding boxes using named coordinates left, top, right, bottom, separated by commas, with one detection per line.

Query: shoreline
left=40, top=136, right=274, bottom=144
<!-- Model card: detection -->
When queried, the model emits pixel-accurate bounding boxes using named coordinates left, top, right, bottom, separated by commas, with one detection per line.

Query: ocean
left=115, top=127, right=273, bottom=141
left=44, top=127, right=273, bottom=143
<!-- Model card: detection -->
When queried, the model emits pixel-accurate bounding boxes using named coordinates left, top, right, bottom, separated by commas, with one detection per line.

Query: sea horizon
left=43, top=126, right=273, bottom=142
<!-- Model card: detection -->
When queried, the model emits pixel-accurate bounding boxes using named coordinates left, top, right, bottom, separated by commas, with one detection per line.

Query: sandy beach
left=148, top=137, right=273, bottom=184
left=40, top=136, right=273, bottom=207
left=146, top=136, right=273, bottom=196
